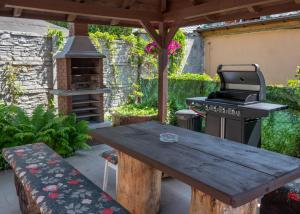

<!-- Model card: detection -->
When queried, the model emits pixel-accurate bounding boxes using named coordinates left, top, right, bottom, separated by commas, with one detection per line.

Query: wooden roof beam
left=111, top=0, right=136, bottom=25
left=161, top=0, right=167, bottom=12
left=67, top=0, right=83, bottom=22
left=164, top=0, right=282, bottom=21
left=186, top=2, right=300, bottom=27
left=4, top=0, right=162, bottom=22
left=190, top=0, right=207, bottom=6
left=140, top=20, right=162, bottom=48
left=122, top=0, right=136, bottom=9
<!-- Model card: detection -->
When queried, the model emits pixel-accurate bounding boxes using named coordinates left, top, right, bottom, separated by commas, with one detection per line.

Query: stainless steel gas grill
left=186, top=64, right=288, bottom=147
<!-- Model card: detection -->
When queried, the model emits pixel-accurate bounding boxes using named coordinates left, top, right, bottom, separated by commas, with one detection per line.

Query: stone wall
left=0, top=30, right=204, bottom=115
left=0, top=30, right=53, bottom=114
left=100, top=34, right=205, bottom=112
left=100, top=40, right=137, bottom=112
left=182, top=33, right=204, bottom=73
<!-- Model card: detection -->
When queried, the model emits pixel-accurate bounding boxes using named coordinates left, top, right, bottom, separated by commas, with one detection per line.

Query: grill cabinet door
left=205, top=114, right=221, bottom=137
left=225, top=119, right=242, bottom=142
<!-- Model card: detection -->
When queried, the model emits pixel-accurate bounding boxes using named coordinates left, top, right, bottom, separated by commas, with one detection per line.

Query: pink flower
left=288, top=192, right=300, bottom=201
left=29, top=168, right=39, bottom=174
left=168, top=40, right=181, bottom=56
left=43, top=185, right=58, bottom=192
left=145, top=42, right=158, bottom=55
left=47, top=160, right=59, bottom=165
left=102, top=208, right=113, bottom=214
left=145, top=40, right=181, bottom=57
left=48, top=192, right=59, bottom=199
left=68, top=179, right=80, bottom=185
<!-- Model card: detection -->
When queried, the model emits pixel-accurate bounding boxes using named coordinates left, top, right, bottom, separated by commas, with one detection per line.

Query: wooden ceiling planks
left=0, top=0, right=299, bottom=28
left=2, top=0, right=162, bottom=23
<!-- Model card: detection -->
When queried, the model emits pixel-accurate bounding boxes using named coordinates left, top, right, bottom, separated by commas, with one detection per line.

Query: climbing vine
left=288, top=66, right=300, bottom=88
left=48, top=29, right=65, bottom=50
left=1, top=63, right=24, bottom=104
left=48, top=28, right=186, bottom=104
left=170, top=30, right=186, bottom=74
left=89, top=31, right=121, bottom=91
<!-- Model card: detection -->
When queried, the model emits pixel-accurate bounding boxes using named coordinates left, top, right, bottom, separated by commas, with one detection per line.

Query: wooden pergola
left=1, top=0, right=300, bottom=122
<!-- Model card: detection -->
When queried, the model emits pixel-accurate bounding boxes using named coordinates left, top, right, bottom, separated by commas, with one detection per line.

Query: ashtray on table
left=160, top=133, right=179, bottom=143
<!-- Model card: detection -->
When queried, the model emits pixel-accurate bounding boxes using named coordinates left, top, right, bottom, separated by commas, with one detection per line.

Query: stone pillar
left=57, top=58, right=72, bottom=114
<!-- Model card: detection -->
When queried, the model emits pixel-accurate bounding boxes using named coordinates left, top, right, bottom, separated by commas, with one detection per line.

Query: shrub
left=112, top=104, right=157, bottom=117
left=262, top=111, right=300, bottom=158
left=140, top=74, right=219, bottom=109
left=0, top=104, right=91, bottom=170
left=168, top=73, right=213, bottom=81
left=111, top=103, right=179, bottom=125
left=266, top=86, right=300, bottom=111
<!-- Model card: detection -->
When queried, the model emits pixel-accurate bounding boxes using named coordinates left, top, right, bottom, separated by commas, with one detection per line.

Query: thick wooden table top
left=91, top=122, right=300, bottom=207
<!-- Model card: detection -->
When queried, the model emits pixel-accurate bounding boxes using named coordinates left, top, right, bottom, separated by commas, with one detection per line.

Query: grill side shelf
left=239, top=103, right=288, bottom=118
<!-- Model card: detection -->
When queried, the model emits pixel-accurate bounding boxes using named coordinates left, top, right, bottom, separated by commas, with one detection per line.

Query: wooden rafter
left=183, top=1, right=300, bottom=27
left=164, top=0, right=283, bottom=21
left=139, top=19, right=180, bottom=123
left=67, top=0, right=82, bottom=22
left=4, top=0, right=162, bottom=22
left=0, top=0, right=299, bottom=29
left=140, top=20, right=162, bottom=48
left=166, top=19, right=183, bottom=45
left=190, top=0, right=207, bottom=6
left=161, top=0, right=167, bottom=13
left=111, top=0, right=136, bottom=25
left=122, top=0, right=136, bottom=9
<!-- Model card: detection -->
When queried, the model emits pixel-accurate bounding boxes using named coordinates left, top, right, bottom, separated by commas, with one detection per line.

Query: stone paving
left=0, top=144, right=191, bottom=214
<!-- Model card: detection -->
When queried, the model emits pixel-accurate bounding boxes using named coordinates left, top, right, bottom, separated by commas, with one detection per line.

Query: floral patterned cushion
left=261, top=179, right=300, bottom=214
left=2, top=143, right=129, bottom=214
left=101, top=150, right=118, bottom=165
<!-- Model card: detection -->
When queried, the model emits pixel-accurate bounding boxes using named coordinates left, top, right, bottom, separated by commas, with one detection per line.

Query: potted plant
left=111, top=104, right=158, bottom=126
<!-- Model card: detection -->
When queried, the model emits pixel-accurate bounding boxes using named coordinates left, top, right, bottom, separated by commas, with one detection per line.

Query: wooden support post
left=189, top=188, right=258, bottom=214
left=140, top=19, right=180, bottom=123
left=117, top=152, right=162, bottom=214
left=68, top=23, right=89, bottom=36
left=157, top=48, right=168, bottom=123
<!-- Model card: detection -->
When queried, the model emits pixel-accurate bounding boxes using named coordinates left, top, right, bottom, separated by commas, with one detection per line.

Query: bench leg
left=115, top=164, right=118, bottom=192
left=103, top=160, right=109, bottom=191
left=117, top=151, right=162, bottom=214
left=189, top=188, right=258, bottom=214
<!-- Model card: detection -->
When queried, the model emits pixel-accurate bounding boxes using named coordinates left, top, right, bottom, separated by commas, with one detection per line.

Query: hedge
left=140, top=77, right=300, bottom=158
left=141, top=78, right=300, bottom=111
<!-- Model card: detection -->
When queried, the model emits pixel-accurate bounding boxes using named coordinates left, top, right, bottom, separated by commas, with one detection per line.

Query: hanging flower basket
left=145, top=40, right=181, bottom=57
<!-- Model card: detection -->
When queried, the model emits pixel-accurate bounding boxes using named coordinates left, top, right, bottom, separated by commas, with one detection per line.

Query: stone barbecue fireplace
left=50, top=23, right=109, bottom=122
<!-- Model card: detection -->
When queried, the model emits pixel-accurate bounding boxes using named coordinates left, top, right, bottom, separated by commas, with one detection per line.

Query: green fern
left=0, top=104, right=91, bottom=170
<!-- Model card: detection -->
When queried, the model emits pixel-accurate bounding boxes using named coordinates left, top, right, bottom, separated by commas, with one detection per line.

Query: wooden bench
left=2, top=143, right=129, bottom=214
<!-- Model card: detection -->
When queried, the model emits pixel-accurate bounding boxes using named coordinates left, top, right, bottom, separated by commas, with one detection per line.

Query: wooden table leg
left=117, top=151, right=162, bottom=214
left=189, top=188, right=258, bottom=214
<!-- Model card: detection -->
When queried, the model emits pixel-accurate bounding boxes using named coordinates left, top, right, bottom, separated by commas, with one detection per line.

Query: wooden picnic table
left=91, top=121, right=300, bottom=214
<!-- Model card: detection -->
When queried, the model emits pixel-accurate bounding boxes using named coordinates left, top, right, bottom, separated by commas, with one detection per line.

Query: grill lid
left=215, top=64, right=266, bottom=101
left=54, top=36, right=106, bottom=59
